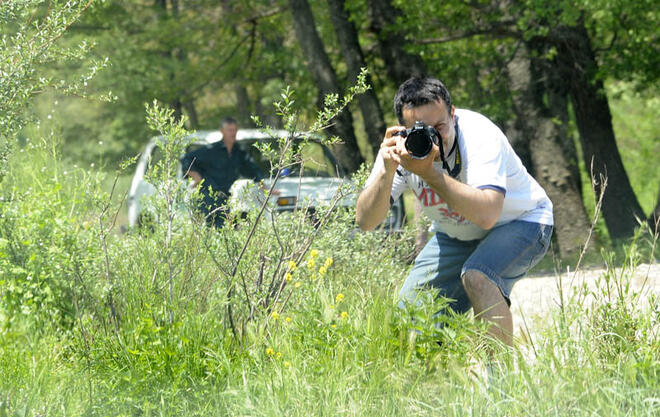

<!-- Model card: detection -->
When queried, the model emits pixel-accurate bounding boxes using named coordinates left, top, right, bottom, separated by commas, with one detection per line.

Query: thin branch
left=98, top=176, right=121, bottom=337
left=202, top=232, right=241, bottom=342
left=264, top=206, right=286, bottom=303
left=241, top=6, right=284, bottom=24
left=187, top=32, right=252, bottom=96
left=413, top=22, right=519, bottom=44
left=228, top=135, right=297, bottom=280
left=245, top=20, right=257, bottom=66
left=269, top=183, right=350, bottom=314
left=572, top=157, right=607, bottom=283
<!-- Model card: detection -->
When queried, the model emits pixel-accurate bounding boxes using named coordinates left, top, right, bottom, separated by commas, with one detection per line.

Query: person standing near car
left=356, top=77, right=553, bottom=347
left=180, top=116, right=263, bottom=228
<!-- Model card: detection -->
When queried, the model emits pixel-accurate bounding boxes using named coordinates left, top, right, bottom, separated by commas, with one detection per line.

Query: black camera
left=393, top=121, right=440, bottom=159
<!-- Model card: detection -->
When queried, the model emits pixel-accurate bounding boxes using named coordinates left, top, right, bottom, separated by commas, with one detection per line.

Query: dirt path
left=509, top=262, right=660, bottom=338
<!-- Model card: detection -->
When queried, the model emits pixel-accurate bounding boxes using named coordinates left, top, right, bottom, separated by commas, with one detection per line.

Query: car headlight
left=276, top=196, right=297, bottom=207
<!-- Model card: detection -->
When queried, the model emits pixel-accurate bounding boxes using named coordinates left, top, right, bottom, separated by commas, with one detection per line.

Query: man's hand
left=391, top=137, right=440, bottom=180
left=186, top=170, right=203, bottom=187
left=379, top=126, right=407, bottom=175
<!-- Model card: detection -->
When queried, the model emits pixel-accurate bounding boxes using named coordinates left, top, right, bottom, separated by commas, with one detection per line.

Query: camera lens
left=405, top=130, right=433, bottom=158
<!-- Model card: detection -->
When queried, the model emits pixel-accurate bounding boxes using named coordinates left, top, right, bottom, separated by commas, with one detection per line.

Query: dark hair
left=393, top=77, right=452, bottom=125
left=220, top=116, right=238, bottom=128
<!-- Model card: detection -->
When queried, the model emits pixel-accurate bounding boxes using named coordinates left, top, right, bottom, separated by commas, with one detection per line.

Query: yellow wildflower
left=310, top=273, right=317, bottom=281
left=318, top=266, right=328, bottom=276
left=324, top=257, right=333, bottom=268
left=265, top=347, right=275, bottom=356
left=306, top=258, right=316, bottom=269
left=340, top=311, right=348, bottom=320
left=276, top=352, right=282, bottom=359
left=331, top=324, right=337, bottom=328
left=285, top=316, right=292, bottom=323
left=310, top=249, right=319, bottom=259
left=335, top=293, right=345, bottom=303
left=294, top=281, right=301, bottom=288
left=284, top=272, right=293, bottom=282
left=271, top=311, right=280, bottom=320
left=288, top=260, right=297, bottom=271
left=284, top=361, right=291, bottom=368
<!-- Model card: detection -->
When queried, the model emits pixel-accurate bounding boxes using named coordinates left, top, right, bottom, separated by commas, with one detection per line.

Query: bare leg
left=461, top=269, right=513, bottom=346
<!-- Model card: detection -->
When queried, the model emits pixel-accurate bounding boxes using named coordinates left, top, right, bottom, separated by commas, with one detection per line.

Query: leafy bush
left=1, top=0, right=108, bottom=184
left=0, top=134, right=105, bottom=331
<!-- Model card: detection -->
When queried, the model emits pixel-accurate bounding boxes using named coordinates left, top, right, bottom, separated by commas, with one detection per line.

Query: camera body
left=394, top=121, right=440, bottom=159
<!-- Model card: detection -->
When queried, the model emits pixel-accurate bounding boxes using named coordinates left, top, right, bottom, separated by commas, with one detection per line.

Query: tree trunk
left=158, top=0, right=198, bottom=128
left=507, top=41, right=594, bottom=258
left=288, top=0, right=363, bottom=173
left=554, top=22, right=646, bottom=239
left=220, top=1, right=255, bottom=129
left=234, top=84, right=252, bottom=127
left=366, top=0, right=426, bottom=85
left=184, top=100, right=199, bottom=129
left=327, top=0, right=386, bottom=160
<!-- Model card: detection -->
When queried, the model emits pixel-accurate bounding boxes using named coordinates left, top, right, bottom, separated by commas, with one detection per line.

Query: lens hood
left=403, top=121, right=438, bottom=159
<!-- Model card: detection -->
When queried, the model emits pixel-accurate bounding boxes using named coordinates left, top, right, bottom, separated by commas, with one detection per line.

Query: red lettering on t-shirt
left=417, top=188, right=444, bottom=207
left=415, top=187, right=468, bottom=223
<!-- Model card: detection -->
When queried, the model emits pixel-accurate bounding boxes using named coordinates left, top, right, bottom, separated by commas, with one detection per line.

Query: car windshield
left=177, top=137, right=342, bottom=179
left=238, top=139, right=341, bottom=178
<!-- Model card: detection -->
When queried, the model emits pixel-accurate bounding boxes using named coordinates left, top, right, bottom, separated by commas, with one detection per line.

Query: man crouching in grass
left=356, top=77, right=553, bottom=346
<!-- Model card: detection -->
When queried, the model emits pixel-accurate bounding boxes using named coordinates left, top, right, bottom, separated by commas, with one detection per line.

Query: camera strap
left=439, top=124, right=461, bottom=178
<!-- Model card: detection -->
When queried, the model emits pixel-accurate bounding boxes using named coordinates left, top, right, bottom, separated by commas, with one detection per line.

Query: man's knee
left=461, top=269, right=495, bottom=296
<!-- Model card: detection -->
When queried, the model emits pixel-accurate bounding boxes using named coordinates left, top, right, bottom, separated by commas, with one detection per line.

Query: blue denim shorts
left=398, top=220, right=553, bottom=314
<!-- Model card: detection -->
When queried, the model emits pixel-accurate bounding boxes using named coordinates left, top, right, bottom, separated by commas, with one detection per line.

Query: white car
left=127, top=129, right=404, bottom=230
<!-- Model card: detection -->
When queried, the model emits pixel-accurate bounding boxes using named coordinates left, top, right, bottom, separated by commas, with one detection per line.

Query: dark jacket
left=180, top=140, right=263, bottom=210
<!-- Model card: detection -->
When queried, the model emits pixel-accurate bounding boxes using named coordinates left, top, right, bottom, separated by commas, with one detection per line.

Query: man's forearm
left=422, top=169, right=503, bottom=230
left=356, top=168, right=395, bottom=231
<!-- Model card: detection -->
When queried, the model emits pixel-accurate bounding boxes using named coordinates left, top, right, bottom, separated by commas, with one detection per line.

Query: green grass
left=1, top=167, right=658, bottom=416
left=1, top=255, right=658, bottom=416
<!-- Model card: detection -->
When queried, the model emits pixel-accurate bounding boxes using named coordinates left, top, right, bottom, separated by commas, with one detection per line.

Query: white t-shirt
left=365, top=109, right=553, bottom=241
